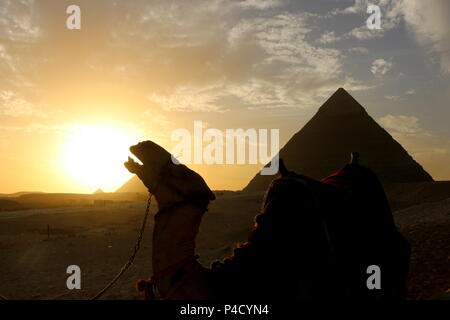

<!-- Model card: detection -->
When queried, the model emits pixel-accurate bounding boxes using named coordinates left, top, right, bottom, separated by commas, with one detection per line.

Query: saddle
left=210, top=158, right=411, bottom=300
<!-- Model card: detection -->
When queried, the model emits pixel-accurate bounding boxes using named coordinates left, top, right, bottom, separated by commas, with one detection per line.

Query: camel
left=125, top=141, right=410, bottom=300
left=125, top=141, right=215, bottom=299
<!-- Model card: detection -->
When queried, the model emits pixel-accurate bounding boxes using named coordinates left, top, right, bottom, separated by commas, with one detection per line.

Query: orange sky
left=1, top=1, right=449, bottom=194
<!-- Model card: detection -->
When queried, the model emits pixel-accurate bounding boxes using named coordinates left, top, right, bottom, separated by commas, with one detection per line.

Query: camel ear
left=279, top=158, right=290, bottom=177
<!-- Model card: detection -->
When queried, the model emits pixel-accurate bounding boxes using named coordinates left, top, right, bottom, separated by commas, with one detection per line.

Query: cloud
left=148, top=86, right=225, bottom=112
left=346, top=26, right=384, bottom=41
left=316, top=31, right=340, bottom=44
left=331, top=0, right=450, bottom=74
left=0, top=0, right=383, bottom=118
left=348, top=47, right=369, bottom=54
left=329, top=0, right=404, bottom=40
left=326, top=0, right=366, bottom=16
left=0, top=44, right=17, bottom=73
left=139, top=10, right=359, bottom=111
left=401, top=0, right=450, bottom=74
left=238, top=0, right=285, bottom=10
left=221, top=13, right=367, bottom=108
left=0, top=0, right=40, bottom=42
left=378, top=114, right=424, bottom=134
left=384, top=95, right=401, bottom=101
left=405, top=89, right=416, bottom=95
left=0, top=90, right=46, bottom=118
left=371, top=59, right=393, bottom=77
left=142, top=108, right=172, bottom=126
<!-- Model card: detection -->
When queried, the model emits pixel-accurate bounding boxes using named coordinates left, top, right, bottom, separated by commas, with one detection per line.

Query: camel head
left=124, top=140, right=215, bottom=207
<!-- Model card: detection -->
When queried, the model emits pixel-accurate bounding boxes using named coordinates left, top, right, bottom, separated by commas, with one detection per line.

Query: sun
left=61, top=124, right=139, bottom=192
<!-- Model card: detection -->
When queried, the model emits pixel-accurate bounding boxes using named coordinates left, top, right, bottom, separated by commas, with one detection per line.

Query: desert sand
left=0, top=190, right=448, bottom=300
left=0, top=192, right=260, bottom=300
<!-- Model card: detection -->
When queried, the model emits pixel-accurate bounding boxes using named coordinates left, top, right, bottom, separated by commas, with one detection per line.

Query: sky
left=0, top=0, right=449, bottom=193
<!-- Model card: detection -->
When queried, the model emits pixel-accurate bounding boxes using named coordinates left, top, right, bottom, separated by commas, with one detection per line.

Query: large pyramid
left=243, top=88, right=433, bottom=192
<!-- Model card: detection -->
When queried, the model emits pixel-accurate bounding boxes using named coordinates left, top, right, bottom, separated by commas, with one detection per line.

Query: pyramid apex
left=334, top=87, right=353, bottom=97
left=317, top=87, right=367, bottom=116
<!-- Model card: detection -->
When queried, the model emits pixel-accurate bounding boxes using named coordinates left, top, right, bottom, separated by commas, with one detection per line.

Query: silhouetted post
left=47, top=224, right=50, bottom=239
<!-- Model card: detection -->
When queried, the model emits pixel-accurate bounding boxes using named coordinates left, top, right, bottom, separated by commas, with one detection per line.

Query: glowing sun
left=61, top=124, right=139, bottom=192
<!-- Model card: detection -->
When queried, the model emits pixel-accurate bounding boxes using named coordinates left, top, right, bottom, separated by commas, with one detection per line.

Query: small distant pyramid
left=93, top=188, right=105, bottom=194
left=244, top=88, right=433, bottom=191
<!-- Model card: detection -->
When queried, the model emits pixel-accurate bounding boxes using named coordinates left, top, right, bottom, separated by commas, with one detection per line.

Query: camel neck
left=151, top=203, right=207, bottom=296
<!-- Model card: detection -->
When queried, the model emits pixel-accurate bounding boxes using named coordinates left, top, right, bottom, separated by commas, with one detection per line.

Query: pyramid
left=243, top=88, right=433, bottom=192
left=116, top=175, right=147, bottom=193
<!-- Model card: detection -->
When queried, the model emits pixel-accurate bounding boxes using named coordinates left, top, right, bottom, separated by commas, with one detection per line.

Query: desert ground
left=0, top=189, right=449, bottom=300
